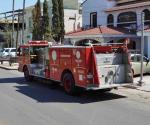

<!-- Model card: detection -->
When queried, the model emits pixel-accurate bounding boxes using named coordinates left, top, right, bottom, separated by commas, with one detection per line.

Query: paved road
left=0, top=69, right=150, bottom=125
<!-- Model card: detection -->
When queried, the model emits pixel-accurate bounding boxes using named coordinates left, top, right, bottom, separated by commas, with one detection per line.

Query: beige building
left=17, top=0, right=82, bottom=44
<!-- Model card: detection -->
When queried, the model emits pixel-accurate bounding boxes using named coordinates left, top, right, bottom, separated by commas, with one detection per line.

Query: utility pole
left=22, top=0, right=25, bottom=45
left=138, top=12, right=145, bottom=86
left=12, top=0, right=15, bottom=47
left=16, top=13, right=20, bottom=48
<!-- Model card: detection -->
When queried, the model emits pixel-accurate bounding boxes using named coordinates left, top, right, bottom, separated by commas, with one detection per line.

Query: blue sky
left=0, top=0, right=43, bottom=13
left=0, top=0, right=83, bottom=14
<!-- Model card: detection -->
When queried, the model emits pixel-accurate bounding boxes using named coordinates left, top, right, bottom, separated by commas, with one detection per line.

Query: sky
left=0, top=0, right=42, bottom=13
left=0, top=0, right=83, bottom=14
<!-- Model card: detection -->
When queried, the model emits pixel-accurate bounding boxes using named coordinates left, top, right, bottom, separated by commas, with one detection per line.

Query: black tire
left=24, top=67, right=33, bottom=82
left=62, top=73, right=76, bottom=95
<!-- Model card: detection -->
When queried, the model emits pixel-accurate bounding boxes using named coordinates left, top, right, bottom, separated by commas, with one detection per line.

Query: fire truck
left=18, top=40, right=133, bottom=94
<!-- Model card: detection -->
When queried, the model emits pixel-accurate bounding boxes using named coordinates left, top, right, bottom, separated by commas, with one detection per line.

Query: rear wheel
left=24, top=67, right=33, bottom=82
left=62, top=73, right=76, bottom=95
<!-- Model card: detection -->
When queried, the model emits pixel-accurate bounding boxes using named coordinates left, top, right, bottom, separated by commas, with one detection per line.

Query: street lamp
left=138, top=12, right=145, bottom=86
left=12, top=0, right=15, bottom=47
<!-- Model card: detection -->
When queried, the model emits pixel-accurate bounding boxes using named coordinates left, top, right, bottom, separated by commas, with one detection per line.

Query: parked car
left=131, top=54, right=150, bottom=75
left=9, top=48, right=17, bottom=57
left=1, top=48, right=16, bottom=58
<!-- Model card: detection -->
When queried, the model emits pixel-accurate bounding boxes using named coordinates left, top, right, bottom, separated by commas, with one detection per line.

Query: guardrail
left=0, top=56, right=18, bottom=66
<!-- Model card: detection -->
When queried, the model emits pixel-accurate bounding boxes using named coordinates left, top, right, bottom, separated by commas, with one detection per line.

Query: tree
left=43, top=0, right=52, bottom=41
left=3, top=21, right=11, bottom=47
left=52, top=0, right=64, bottom=42
left=58, top=0, right=65, bottom=42
left=32, top=0, right=42, bottom=40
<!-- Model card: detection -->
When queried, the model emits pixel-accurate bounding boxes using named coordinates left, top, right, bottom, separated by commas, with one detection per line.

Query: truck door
left=29, top=46, right=46, bottom=77
left=18, top=46, right=30, bottom=72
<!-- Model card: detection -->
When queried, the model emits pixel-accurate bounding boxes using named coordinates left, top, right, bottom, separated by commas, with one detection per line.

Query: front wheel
left=62, top=73, right=76, bottom=95
left=24, top=67, right=33, bottom=82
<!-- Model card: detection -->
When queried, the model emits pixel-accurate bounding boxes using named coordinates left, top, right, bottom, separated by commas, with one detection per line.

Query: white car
left=131, top=54, right=150, bottom=75
left=1, top=48, right=17, bottom=58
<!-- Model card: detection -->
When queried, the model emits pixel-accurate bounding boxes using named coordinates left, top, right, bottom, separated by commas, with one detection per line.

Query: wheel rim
left=64, top=78, right=71, bottom=93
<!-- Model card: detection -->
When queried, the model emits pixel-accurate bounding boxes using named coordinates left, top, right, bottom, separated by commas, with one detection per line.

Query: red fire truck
left=18, top=40, right=133, bottom=94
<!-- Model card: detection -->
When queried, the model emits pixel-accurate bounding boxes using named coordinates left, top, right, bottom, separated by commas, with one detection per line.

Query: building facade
left=19, top=0, right=82, bottom=43
left=82, top=0, right=150, bottom=58
left=82, top=0, right=150, bottom=30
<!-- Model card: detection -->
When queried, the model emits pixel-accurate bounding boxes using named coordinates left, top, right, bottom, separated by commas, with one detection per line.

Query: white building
left=19, top=0, right=82, bottom=43
left=82, top=0, right=150, bottom=29
left=82, top=0, right=116, bottom=28
left=82, top=0, right=150, bottom=58
left=137, top=29, right=150, bottom=59
left=48, top=0, right=82, bottom=33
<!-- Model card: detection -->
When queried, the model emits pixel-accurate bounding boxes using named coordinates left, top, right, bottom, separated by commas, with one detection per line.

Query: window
left=90, top=12, right=97, bottom=28
left=143, top=9, right=150, bottom=26
left=29, top=17, right=32, bottom=28
left=79, top=9, right=82, bottom=15
left=5, top=49, right=9, bottom=52
left=11, top=49, right=16, bottom=52
left=107, top=14, right=114, bottom=26
left=143, top=9, right=150, bottom=21
left=118, top=12, right=137, bottom=23
left=117, top=12, right=137, bottom=31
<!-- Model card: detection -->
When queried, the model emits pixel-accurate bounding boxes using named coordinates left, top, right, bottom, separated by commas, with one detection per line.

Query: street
left=0, top=68, right=150, bottom=125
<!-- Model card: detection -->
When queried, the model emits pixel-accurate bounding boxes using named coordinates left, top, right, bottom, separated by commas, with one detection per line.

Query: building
left=48, top=0, right=82, bottom=33
left=81, top=0, right=150, bottom=58
left=20, top=0, right=82, bottom=43
left=65, top=26, right=138, bottom=48
left=0, top=9, right=23, bottom=48
left=82, top=0, right=150, bottom=29
left=137, top=29, right=150, bottom=59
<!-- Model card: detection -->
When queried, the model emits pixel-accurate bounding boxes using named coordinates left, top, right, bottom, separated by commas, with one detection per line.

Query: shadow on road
left=0, top=77, right=25, bottom=84
left=0, top=77, right=126, bottom=104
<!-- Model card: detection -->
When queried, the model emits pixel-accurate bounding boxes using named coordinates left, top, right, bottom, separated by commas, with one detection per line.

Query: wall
left=64, top=9, right=82, bottom=33
left=82, top=0, right=116, bottom=27
left=18, top=0, right=82, bottom=44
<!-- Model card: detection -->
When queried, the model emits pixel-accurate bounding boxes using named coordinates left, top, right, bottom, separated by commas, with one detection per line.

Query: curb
left=136, top=88, right=150, bottom=93
left=123, top=84, right=150, bottom=93
left=123, top=84, right=138, bottom=89
left=0, top=65, right=18, bottom=70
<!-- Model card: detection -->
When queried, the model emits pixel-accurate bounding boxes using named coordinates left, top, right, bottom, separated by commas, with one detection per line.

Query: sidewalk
left=133, top=76, right=150, bottom=92
left=0, top=61, right=18, bottom=70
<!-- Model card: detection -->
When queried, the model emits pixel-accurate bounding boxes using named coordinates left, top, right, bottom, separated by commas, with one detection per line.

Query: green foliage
left=58, top=0, right=65, bottom=42
left=3, top=22, right=11, bottom=47
left=32, top=0, right=42, bottom=40
left=43, top=0, right=52, bottom=41
left=52, top=0, right=65, bottom=42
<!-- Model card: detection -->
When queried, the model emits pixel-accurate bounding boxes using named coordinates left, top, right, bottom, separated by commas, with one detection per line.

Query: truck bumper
left=86, top=83, right=132, bottom=90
